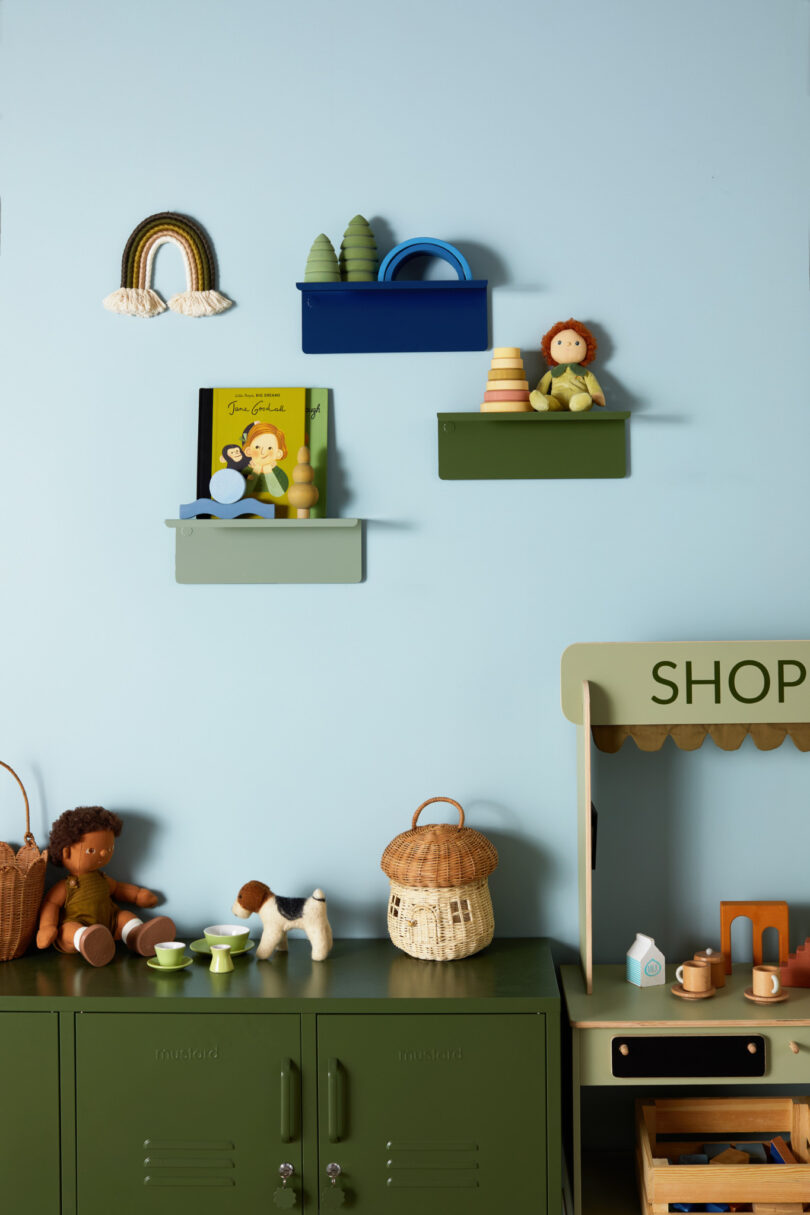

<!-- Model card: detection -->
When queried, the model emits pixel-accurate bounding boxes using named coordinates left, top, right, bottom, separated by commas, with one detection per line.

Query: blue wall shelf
left=296, top=280, right=488, bottom=353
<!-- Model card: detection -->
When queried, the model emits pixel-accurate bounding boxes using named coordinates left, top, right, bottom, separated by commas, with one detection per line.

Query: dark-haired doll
left=530, top=318, right=606, bottom=412
left=36, top=806, right=174, bottom=966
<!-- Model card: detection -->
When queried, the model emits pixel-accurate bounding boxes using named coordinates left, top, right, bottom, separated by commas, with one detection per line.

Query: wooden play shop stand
left=559, top=641, right=810, bottom=1215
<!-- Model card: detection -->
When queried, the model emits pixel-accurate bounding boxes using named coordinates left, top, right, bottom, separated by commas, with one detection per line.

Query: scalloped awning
left=592, top=722, right=810, bottom=753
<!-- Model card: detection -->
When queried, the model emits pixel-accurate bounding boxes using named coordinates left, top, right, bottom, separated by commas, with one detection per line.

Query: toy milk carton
left=626, top=933, right=665, bottom=987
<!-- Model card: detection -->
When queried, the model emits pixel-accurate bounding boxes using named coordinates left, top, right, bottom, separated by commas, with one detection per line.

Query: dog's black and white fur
left=232, top=880, right=332, bottom=961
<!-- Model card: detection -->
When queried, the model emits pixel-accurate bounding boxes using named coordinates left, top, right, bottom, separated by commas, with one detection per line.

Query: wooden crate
left=636, top=1097, right=810, bottom=1212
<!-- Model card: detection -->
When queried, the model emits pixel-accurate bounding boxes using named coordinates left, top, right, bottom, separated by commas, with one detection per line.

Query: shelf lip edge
left=165, top=518, right=361, bottom=530
left=438, top=411, right=631, bottom=423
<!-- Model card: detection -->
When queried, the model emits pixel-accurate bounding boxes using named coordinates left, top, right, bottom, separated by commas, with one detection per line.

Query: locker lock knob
left=322, top=1163, right=345, bottom=1209
left=273, top=1163, right=296, bottom=1209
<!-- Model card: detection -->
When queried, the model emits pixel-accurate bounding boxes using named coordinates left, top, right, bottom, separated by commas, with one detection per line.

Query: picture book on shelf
left=197, top=388, right=328, bottom=518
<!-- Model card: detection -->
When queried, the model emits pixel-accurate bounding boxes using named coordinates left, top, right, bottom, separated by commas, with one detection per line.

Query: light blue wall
left=1, top=0, right=808, bottom=957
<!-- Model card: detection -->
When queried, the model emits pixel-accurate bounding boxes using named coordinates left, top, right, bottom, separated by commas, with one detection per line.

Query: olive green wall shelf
left=165, top=518, right=363, bottom=584
left=437, top=411, right=630, bottom=479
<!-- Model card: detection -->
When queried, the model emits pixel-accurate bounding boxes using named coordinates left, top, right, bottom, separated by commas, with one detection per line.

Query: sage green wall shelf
left=165, top=518, right=363, bottom=584
left=437, top=411, right=630, bottom=479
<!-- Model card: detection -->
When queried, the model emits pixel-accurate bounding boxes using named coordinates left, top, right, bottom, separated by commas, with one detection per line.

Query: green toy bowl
left=203, top=924, right=250, bottom=950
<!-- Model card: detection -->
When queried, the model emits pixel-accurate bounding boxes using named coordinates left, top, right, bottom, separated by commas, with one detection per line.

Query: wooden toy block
left=491, top=357, right=524, bottom=368
left=706, top=1144, right=735, bottom=1159
left=485, top=379, right=529, bottom=391
left=769, top=1136, right=797, bottom=1164
left=479, top=400, right=533, bottom=413
left=711, top=1148, right=751, bottom=1165
left=483, top=390, right=531, bottom=403
left=487, top=366, right=527, bottom=380
left=781, top=938, right=810, bottom=987
left=492, top=346, right=521, bottom=357
left=720, top=901, right=790, bottom=974
left=735, top=1143, right=769, bottom=1163
left=751, top=1205, right=803, bottom=1213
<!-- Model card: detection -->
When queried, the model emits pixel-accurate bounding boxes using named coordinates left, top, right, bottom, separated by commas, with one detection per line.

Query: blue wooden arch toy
left=378, top=238, right=474, bottom=283
left=296, top=235, right=487, bottom=353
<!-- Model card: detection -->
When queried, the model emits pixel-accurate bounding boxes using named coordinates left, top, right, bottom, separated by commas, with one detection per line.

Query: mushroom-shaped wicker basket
left=0, top=762, right=47, bottom=961
left=381, top=797, right=498, bottom=961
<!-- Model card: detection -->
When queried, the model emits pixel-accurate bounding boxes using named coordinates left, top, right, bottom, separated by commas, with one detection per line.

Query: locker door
left=0, top=1012, right=60, bottom=1214
left=76, top=1013, right=301, bottom=1215
left=317, top=1013, right=546, bottom=1215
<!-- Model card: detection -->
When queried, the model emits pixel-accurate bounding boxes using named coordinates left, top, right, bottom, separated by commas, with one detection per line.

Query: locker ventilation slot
left=142, top=1138, right=236, bottom=1187
left=385, top=1142, right=479, bottom=1189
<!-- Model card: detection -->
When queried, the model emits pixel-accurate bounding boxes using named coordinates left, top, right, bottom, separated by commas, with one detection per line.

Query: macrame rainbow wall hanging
left=103, top=212, right=233, bottom=318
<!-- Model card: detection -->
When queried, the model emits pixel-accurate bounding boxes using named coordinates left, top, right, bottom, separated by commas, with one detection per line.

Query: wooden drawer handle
left=747, top=1042, right=757, bottom=1054
left=789, top=1040, right=800, bottom=1054
left=619, top=1044, right=629, bottom=1057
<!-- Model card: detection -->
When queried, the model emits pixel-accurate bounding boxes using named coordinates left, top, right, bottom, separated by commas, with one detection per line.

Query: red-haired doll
left=530, top=319, right=605, bottom=412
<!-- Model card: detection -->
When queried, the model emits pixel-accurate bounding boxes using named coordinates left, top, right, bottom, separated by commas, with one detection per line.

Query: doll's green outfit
left=530, top=363, right=604, bottom=412
left=61, top=871, right=118, bottom=931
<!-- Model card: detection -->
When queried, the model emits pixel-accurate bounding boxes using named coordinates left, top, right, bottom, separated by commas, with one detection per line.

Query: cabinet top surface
left=562, top=963, right=810, bottom=1027
left=0, top=938, right=558, bottom=1011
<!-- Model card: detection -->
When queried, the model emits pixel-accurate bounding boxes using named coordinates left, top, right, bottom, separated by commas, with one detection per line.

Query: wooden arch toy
left=103, top=212, right=233, bottom=318
left=720, top=900, right=789, bottom=974
left=378, top=238, right=473, bottom=282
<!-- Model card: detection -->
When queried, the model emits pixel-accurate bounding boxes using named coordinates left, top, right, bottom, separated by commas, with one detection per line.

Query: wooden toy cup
left=676, top=959, right=712, bottom=993
left=752, top=964, right=782, bottom=999
left=694, top=948, right=726, bottom=988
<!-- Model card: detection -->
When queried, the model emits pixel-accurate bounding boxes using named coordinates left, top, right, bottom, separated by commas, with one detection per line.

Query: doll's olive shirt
left=537, top=363, right=603, bottom=405
left=59, top=870, right=118, bottom=932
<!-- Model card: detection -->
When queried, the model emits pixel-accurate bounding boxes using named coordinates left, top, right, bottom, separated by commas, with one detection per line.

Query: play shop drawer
left=582, top=1029, right=810, bottom=1083
left=578, top=1031, right=773, bottom=1084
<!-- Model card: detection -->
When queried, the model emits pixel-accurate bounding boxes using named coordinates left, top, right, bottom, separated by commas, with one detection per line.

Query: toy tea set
left=627, top=898, right=801, bottom=1006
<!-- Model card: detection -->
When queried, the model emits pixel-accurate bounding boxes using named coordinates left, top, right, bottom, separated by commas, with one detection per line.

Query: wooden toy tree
left=339, top=215, right=378, bottom=281
left=304, top=234, right=340, bottom=282
left=288, top=446, right=320, bottom=518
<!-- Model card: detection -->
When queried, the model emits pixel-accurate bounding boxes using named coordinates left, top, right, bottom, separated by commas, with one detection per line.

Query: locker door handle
left=327, top=1057, right=343, bottom=1143
left=280, top=1058, right=295, bottom=1142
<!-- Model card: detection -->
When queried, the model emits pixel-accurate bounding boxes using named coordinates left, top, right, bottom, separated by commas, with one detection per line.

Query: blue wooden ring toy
left=378, top=238, right=473, bottom=283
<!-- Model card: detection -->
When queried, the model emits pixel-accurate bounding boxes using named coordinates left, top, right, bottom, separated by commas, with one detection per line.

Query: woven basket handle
left=0, top=761, right=34, bottom=846
left=411, top=797, right=465, bottom=831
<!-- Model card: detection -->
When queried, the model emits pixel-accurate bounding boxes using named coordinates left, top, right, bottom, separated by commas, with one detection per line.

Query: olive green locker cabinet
left=75, top=1013, right=302, bottom=1214
left=317, top=1013, right=547, bottom=1213
left=0, top=1012, right=61, bottom=1215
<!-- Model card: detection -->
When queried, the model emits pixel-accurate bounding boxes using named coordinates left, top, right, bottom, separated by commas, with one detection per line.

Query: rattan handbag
left=381, top=797, right=498, bottom=961
left=0, top=761, right=48, bottom=961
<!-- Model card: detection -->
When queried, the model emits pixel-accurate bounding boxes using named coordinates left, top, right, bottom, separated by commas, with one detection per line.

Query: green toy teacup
left=154, top=941, right=186, bottom=967
left=203, top=924, right=250, bottom=952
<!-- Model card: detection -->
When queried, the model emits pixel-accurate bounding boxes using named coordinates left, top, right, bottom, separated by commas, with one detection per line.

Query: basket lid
left=380, top=798, right=498, bottom=888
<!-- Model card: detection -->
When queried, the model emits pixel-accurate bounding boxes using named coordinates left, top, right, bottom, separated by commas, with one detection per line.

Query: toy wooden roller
left=288, top=446, right=320, bottom=518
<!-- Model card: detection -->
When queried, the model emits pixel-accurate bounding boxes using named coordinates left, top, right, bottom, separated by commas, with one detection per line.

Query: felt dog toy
left=530, top=318, right=605, bottom=412
left=36, top=806, right=174, bottom=967
left=232, top=880, right=333, bottom=961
